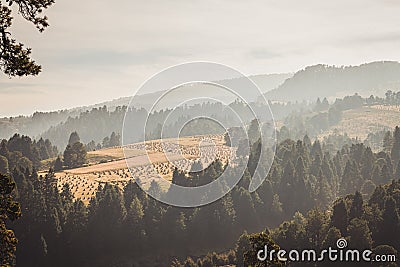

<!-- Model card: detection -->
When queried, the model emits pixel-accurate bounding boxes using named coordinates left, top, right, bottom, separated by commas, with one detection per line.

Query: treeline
left=264, top=61, right=400, bottom=102
left=0, top=98, right=312, bottom=150
left=367, top=90, right=400, bottom=106
left=278, top=91, right=400, bottom=143
left=282, top=107, right=342, bottom=138
left=329, top=90, right=400, bottom=109
left=0, top=134, right=58, bottom=172
left=278, top=94, right=366, bottom=141
left=53, top=131, right=121, bottom=171
left=39, top=99, right=316, bottom=150
left=176, top=180, right=400, bottom=266
left=1, top=126, right=399, bottom=266
left=0, top=110, right=74, bottom=141
left=40, top=106, right=128, bottom=150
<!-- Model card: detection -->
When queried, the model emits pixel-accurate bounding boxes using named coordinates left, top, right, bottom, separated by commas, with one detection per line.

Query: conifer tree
left=68, top=132, right=80, bottom=146
left=391, top=126, right=400, bottom=164
left=380, top=197, right=400, bottom=248
left=53, top=156, right=63, bottom=171
left=348, top=218, right=372, bottom=249
left=0, top=155, right=9, bottom=174
left=349, top=191, right=364, bottom=220
left=63, top=142, right=87, bottom=169
left=0, top=173, right=21, bottom=266
left=331, top=198, right=348, bottom=236
left=236, top=231, right=250, bottom=267
left=383, top=131, right=393, bottom=153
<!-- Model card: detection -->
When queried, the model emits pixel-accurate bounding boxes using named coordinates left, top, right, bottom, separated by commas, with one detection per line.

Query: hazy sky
left=1, top=0, right=400, bottom=116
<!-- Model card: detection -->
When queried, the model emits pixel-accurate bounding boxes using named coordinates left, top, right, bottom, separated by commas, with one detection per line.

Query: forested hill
left=0, top=74, right=290, bottom=141
left=38, top=100, right=310, bottom=150
left=3, top=61, right=400, bottom=144
left=0, top=111, right=75, bottom=141
left=7, top=126, right=400, bottom=266
left=264, top=61, right=400, bottom=101
left=82, top=73, right=292, bottom=111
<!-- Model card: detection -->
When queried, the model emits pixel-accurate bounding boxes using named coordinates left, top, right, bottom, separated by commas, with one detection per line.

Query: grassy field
left=54, top=134, right=231, bottom=204
left=320, top=105, right=400, bottom=140
left=49, top=105, right=400, bottom=204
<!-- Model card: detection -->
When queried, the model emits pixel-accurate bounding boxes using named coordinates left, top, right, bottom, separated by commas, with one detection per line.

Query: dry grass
left=87, top=147, right=125, bottom=159
left=53, top=134, right=232, bottom=204
left=320, top=105, right=400, bottom=140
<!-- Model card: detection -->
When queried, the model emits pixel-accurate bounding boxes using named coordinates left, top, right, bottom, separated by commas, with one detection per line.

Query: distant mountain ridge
left=0, top=73, right=291, bottom=140
left=77, top=73, right=292, bottom=111
left=3, top=61, right=400, bottom=143
left=264, top=61, right=400, bottom=102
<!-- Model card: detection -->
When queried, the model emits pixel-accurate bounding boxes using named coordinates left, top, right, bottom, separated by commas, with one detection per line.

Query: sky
left=1, top=0, right=400, bottom=117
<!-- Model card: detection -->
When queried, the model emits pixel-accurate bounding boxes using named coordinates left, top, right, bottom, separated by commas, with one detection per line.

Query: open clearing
left=55, top=134, right=234, bottom=204
left=51, top=105, right=400, bottom=204
left=320, top=105, right=400, bottom=140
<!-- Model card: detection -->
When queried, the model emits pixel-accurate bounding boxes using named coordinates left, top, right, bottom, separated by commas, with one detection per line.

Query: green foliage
left=0, top=155, right=9, bottom=174
left=68, top=132, right=80, bottom=146
left=0, top=0, right=54, bottom=77
left=101, top=131, right=121, bottom=148
left=243, top=232, right=283, bottom=266
left=348, top=218, right=372, bottom=249
left=0, top=173, right=21, bottom=266
left=53, top=156, right=63, bottom=171
left=63, top=142, right=87, bottom=169
left=331, top=198, right=348, bottom=236
left=85, top=140, right=97, bottom=152
left=0, top=134, right=57, bottom=171
left=306, top=208, right=329, bottom=248
left=380, top=196, right=400, bottom=248
left=236, top=231, right=250, bottom=267
left=322, top=226, right=341, bottom=247
left=5, top=128, right=400, bottom=266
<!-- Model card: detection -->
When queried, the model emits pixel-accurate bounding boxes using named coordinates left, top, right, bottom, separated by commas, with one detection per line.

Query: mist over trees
left=3, top=59, right=400, bottom=265
left=265, top=61, right=400, bottom=102
left=0, top=124, right=399, bottom=266
left=35, top=100, right=312, bottom=150
left=0, top=134, right=57, bottom=171
left=2, top=61, right=400, bottom=151
left=0, top=110, right=78, bottom=141
left=0, top=89, right=387, bottom=152
left=102, top=132, right=121, bottom=148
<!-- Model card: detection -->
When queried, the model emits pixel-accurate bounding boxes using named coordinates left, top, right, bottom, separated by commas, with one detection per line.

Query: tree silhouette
left=348, top=218, right=372, bottom=249
left=63, top=142, right=87, bottom=169
left=391, top=126, right=400, bottom=164
left=0, top=173, right=21, bottom=266
left=68, top=132, right=81, bottom=146
left=331, top=198, right=348, bottom=236
left=53, top=156, right=63, bottom=171
left=243, top=232, right=283, bottom=266
left=0, top=155, right=8, bottom=174
left=0, top=0, right=55, bottom=76
left=380, top=196, right=400, bottom=248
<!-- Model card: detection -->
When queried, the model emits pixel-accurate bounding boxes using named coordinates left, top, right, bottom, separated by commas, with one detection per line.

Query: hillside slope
left=79, top=73, right=292, bottom=111
left=0, top=73, right=290, bottom=140
left=264, top=61, right=400, bottom=101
